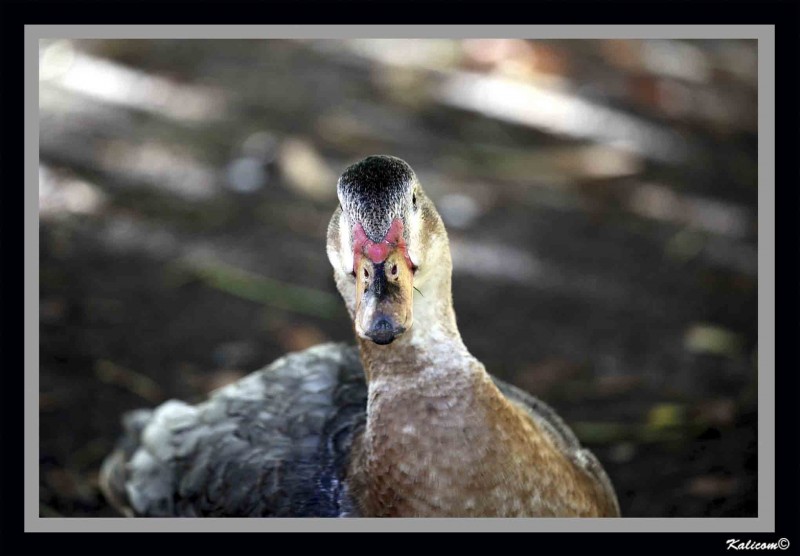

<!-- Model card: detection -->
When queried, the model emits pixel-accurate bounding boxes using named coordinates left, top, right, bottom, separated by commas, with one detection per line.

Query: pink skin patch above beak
left=353, top=218, right=416, bottom=270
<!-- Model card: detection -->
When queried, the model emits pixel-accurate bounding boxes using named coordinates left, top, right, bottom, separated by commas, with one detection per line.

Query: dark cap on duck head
left=337, top=155, right=416, bottom=243
left=339, top=156, right=417, bottom=346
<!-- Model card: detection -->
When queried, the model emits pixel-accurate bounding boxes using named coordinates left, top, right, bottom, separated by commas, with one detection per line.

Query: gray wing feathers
left=101, top=343, right=364, bottom=517
left=102, top=346, right=618, bottom=517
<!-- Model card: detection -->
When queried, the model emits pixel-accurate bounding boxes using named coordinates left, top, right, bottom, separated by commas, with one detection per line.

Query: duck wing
left=101, top=344, right=618, bottom=517
left=100, top=343, right=367, bottom=517
left=491, top=377, right=621, bottom=517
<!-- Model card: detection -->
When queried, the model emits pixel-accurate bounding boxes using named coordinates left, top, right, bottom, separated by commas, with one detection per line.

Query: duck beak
left=352, top=220, right=415, bottom=345
left=354, top=250, right=414, bottom=345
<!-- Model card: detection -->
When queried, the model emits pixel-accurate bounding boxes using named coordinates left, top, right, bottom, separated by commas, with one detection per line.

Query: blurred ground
left=38, top=38, right=758, bottom=517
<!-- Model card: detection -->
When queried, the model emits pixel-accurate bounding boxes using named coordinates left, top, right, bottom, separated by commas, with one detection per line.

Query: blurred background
left=38, top=38, right=758, bottom=517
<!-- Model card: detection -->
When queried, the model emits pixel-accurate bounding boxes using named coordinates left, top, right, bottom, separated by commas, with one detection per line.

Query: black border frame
left=2, top=1, right=798, bottom=555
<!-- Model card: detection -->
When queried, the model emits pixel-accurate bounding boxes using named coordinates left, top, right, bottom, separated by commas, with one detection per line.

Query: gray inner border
left=25, top=25, right=775, bottom=533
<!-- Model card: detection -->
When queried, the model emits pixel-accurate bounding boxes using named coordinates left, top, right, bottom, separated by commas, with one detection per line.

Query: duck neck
left=355, top=258, right=472, bottom=383
left=343, top=252, right=550, bottom=516
left=350, top=263, right=530, bottom=517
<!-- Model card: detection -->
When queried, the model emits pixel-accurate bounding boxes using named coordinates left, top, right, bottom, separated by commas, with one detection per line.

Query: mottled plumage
left=102, top=155, right=620, bottom=518
left=102, top=344, right=365, bottom=517
left=101, top=344, right=617, bottom=517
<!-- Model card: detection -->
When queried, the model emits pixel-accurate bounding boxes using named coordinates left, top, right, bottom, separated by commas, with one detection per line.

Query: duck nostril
left=363, top=267, right=370, bottom=279
left=391, top=264, right=398, bottom=276
left=369, top=318, right=397, bottom=345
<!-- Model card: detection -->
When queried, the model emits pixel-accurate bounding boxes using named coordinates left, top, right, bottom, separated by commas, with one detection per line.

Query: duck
left=100, top=155, right=621, bottom=518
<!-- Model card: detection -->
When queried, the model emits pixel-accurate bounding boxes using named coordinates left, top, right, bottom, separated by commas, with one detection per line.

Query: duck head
left=327, top=155, right=450, bottom=346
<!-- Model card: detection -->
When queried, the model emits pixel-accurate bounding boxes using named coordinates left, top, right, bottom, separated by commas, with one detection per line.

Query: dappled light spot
left=39, top=40, right=77, bottom=81
left=40, top=41, right=227, bottom=122
left=242, top=131, right=280, bottom=160
left=686, top=475, right=739, bottom=499
left=224, top=131, right=280, bottom=194
left=331, top=39, right=461, bottom=71
left=438, top=71, right=689, bottom=164
left=628, top=182, right=751, bottom=239
left=449, top=239, right=543, bottom=284
left=570, top=144, right=641, bottom=179
left=99, top=140, right=219, bottom=201
left=640, top=40, right=711, bottom=84
left=437, top=193, right=481, bottom=230
left=278, top=138, right=337, bottom=202
left=684, top=324, right=744, bottom=359
left=462, top=39, right=569, bottom=86
left=39, top=165, right=106, bottom=219
left=226, top=157, right=268, bottom=194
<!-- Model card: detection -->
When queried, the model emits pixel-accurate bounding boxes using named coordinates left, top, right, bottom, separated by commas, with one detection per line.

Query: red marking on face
left=353, top=219, right=415, bottom=270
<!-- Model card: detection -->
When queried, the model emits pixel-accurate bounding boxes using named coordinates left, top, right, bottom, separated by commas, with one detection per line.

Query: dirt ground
left=39, top=38, right=758, bottom=517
